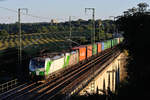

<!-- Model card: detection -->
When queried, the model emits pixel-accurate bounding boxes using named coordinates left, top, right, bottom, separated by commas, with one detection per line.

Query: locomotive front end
left=29, top=57, right=46, bottom=80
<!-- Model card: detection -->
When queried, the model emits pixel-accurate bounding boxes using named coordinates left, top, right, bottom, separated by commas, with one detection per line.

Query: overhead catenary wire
left=0, top=6, right=83, bottom=23
left=47, top=32, right=81, bottom=49
left=0, top=6, right=18, bottom=13
left=0, top=6, right=50, bottom=21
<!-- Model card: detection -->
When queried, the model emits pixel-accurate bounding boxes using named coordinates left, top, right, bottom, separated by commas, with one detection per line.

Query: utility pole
left=69, top=16, right=72, bottom=48
left=98, top=20, right=102, bottom=40
left=85, top=8, right=95, bottom=44
left=69, top=16, right=77, bottom=48
left=85, top=8, right=95, bottom=94
left=18, top=8, right=28, bottom=66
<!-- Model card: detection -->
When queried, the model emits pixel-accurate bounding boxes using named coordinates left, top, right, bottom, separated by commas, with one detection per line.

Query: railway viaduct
left=68, top=52, right=127, bottom=97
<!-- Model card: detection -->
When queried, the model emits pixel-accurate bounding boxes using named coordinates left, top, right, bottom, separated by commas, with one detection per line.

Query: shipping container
left=92, top=44, right=97, bottom=55
left=108, top=40, right=111, bottom=48
left=104, top=41, right=107, bottom=50
left=103, top=40, right=111, bottom=50
left=69, top=51, right=79, bottom=66
left=97, top=42, right=102, bottom=53
left=79, top=47, right=86, bottom=61
left=72, top=46, right=86, bottom=62
left=111, top=39, right=115, bottom=47
left=113, top=38, right=118, bottom=46
left=87, top=45, right=92, bottom=58
left=101, top=42, right=104, bottom=51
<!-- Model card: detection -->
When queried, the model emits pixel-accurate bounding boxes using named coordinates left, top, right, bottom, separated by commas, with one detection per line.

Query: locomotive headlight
left=36, top=71, right=39, bottom=75
left=29, top=72, right=31, bottom=75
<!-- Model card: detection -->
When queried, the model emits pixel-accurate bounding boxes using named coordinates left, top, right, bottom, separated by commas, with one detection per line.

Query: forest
left=0, top=19, right=116, bottom=40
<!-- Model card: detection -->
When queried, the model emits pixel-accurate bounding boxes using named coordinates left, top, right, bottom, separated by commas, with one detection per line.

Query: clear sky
left=0, top=0, right=150, bottom=23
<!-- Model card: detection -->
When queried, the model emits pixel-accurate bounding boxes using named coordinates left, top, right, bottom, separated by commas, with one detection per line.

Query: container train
left=29, top=37, right=123, bottom=80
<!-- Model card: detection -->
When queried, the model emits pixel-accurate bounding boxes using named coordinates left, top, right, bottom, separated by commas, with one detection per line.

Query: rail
left=0, top=79, right=17, bottom=93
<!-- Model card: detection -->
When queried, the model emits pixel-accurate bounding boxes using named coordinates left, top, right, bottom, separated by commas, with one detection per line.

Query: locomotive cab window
left=31, top=59, right=45, bottom=68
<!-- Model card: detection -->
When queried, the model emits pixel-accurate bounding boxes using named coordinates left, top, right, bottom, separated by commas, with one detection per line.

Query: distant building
left=51, top=19, right=58, bottom=25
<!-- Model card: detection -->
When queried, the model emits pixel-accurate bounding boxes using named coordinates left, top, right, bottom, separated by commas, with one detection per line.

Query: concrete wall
left=79, top=53, right=127, bottom=95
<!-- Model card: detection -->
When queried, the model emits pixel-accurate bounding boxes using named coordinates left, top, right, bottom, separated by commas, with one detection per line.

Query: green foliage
left=0, top=29, right=8, bottom=36
left=137, top=2, right=149, bottom=12
left=41, top=26, right=48, bottom=33
left=0, top=19, right=115, bottom=37
left=116, top=2, right=150, bottom=97
left=96, top=30, right=105, bottom=40
left=80, top=37, right=87, bottom=44
left=123, top=2, right=149, bottom=16
left=0, top=19, right=116, bottom=51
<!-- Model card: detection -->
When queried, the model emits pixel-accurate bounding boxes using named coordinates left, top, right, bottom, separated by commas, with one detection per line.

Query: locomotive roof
left=39, top=52, right=62, bottom=58
left=32, top=57, right=46, bottom=61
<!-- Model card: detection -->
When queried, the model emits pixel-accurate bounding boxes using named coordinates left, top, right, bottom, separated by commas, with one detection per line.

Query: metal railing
left=0, top=79, right=17, bottom=93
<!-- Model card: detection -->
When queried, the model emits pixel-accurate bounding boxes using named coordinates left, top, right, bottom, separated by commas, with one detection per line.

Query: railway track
left=39, top=47, right=120, bottom=100
left=0, top=82, right=38, bottom=100
left=0, top=46, right=119, bottom=100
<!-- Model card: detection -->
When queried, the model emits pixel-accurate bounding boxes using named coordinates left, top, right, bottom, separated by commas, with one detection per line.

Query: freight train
left=29, top=37, right=123, bottom=80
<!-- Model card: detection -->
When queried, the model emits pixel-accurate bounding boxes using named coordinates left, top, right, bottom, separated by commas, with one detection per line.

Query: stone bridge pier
left=79, top=53, right=127, bottom=95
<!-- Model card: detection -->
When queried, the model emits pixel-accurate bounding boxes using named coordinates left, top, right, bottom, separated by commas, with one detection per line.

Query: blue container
left=101, top=42, right=104, bottom=51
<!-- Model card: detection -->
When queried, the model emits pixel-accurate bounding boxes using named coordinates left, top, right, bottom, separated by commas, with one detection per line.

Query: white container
left=69, top=51, right=79, bottom=66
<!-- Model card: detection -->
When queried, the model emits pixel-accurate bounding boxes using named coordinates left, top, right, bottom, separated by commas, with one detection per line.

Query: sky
left=0, top=0, right=150, bottom=23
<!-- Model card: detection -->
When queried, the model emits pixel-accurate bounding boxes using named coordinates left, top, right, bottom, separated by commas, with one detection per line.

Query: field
left=0, top=33, right=65, bottom=50
left=0, top=33, right=80, bottom=56
left=0, top=32, right=90, bottom=53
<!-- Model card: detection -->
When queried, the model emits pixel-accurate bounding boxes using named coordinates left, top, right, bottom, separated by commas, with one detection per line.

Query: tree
left=97, top=30, right=105, bottom=40
left=116, top=2, right=150, bottom=97
left=57, top=25, right=65, bottom=31
left=48, top=26, right=58, bottom=32
left=37, top=28, right=42, bottom=33
left=123, top=11, right=130, bottom=16
left=127, top=7, right=137, bottom=15
left=80, top=37, right=87, bottom=44
left=96, top=19, right=102, bottom=40
left=137, top=2, right=149, bottom=12
left=0, top=29, right=9, bottom=36
left=105, top=21, right=111, bottom=33
left=41, top=26, right=48, bottom=33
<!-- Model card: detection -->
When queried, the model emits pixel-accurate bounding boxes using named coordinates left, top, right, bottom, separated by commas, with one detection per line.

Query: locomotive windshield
left=30, top=58, right=45, bottom=68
